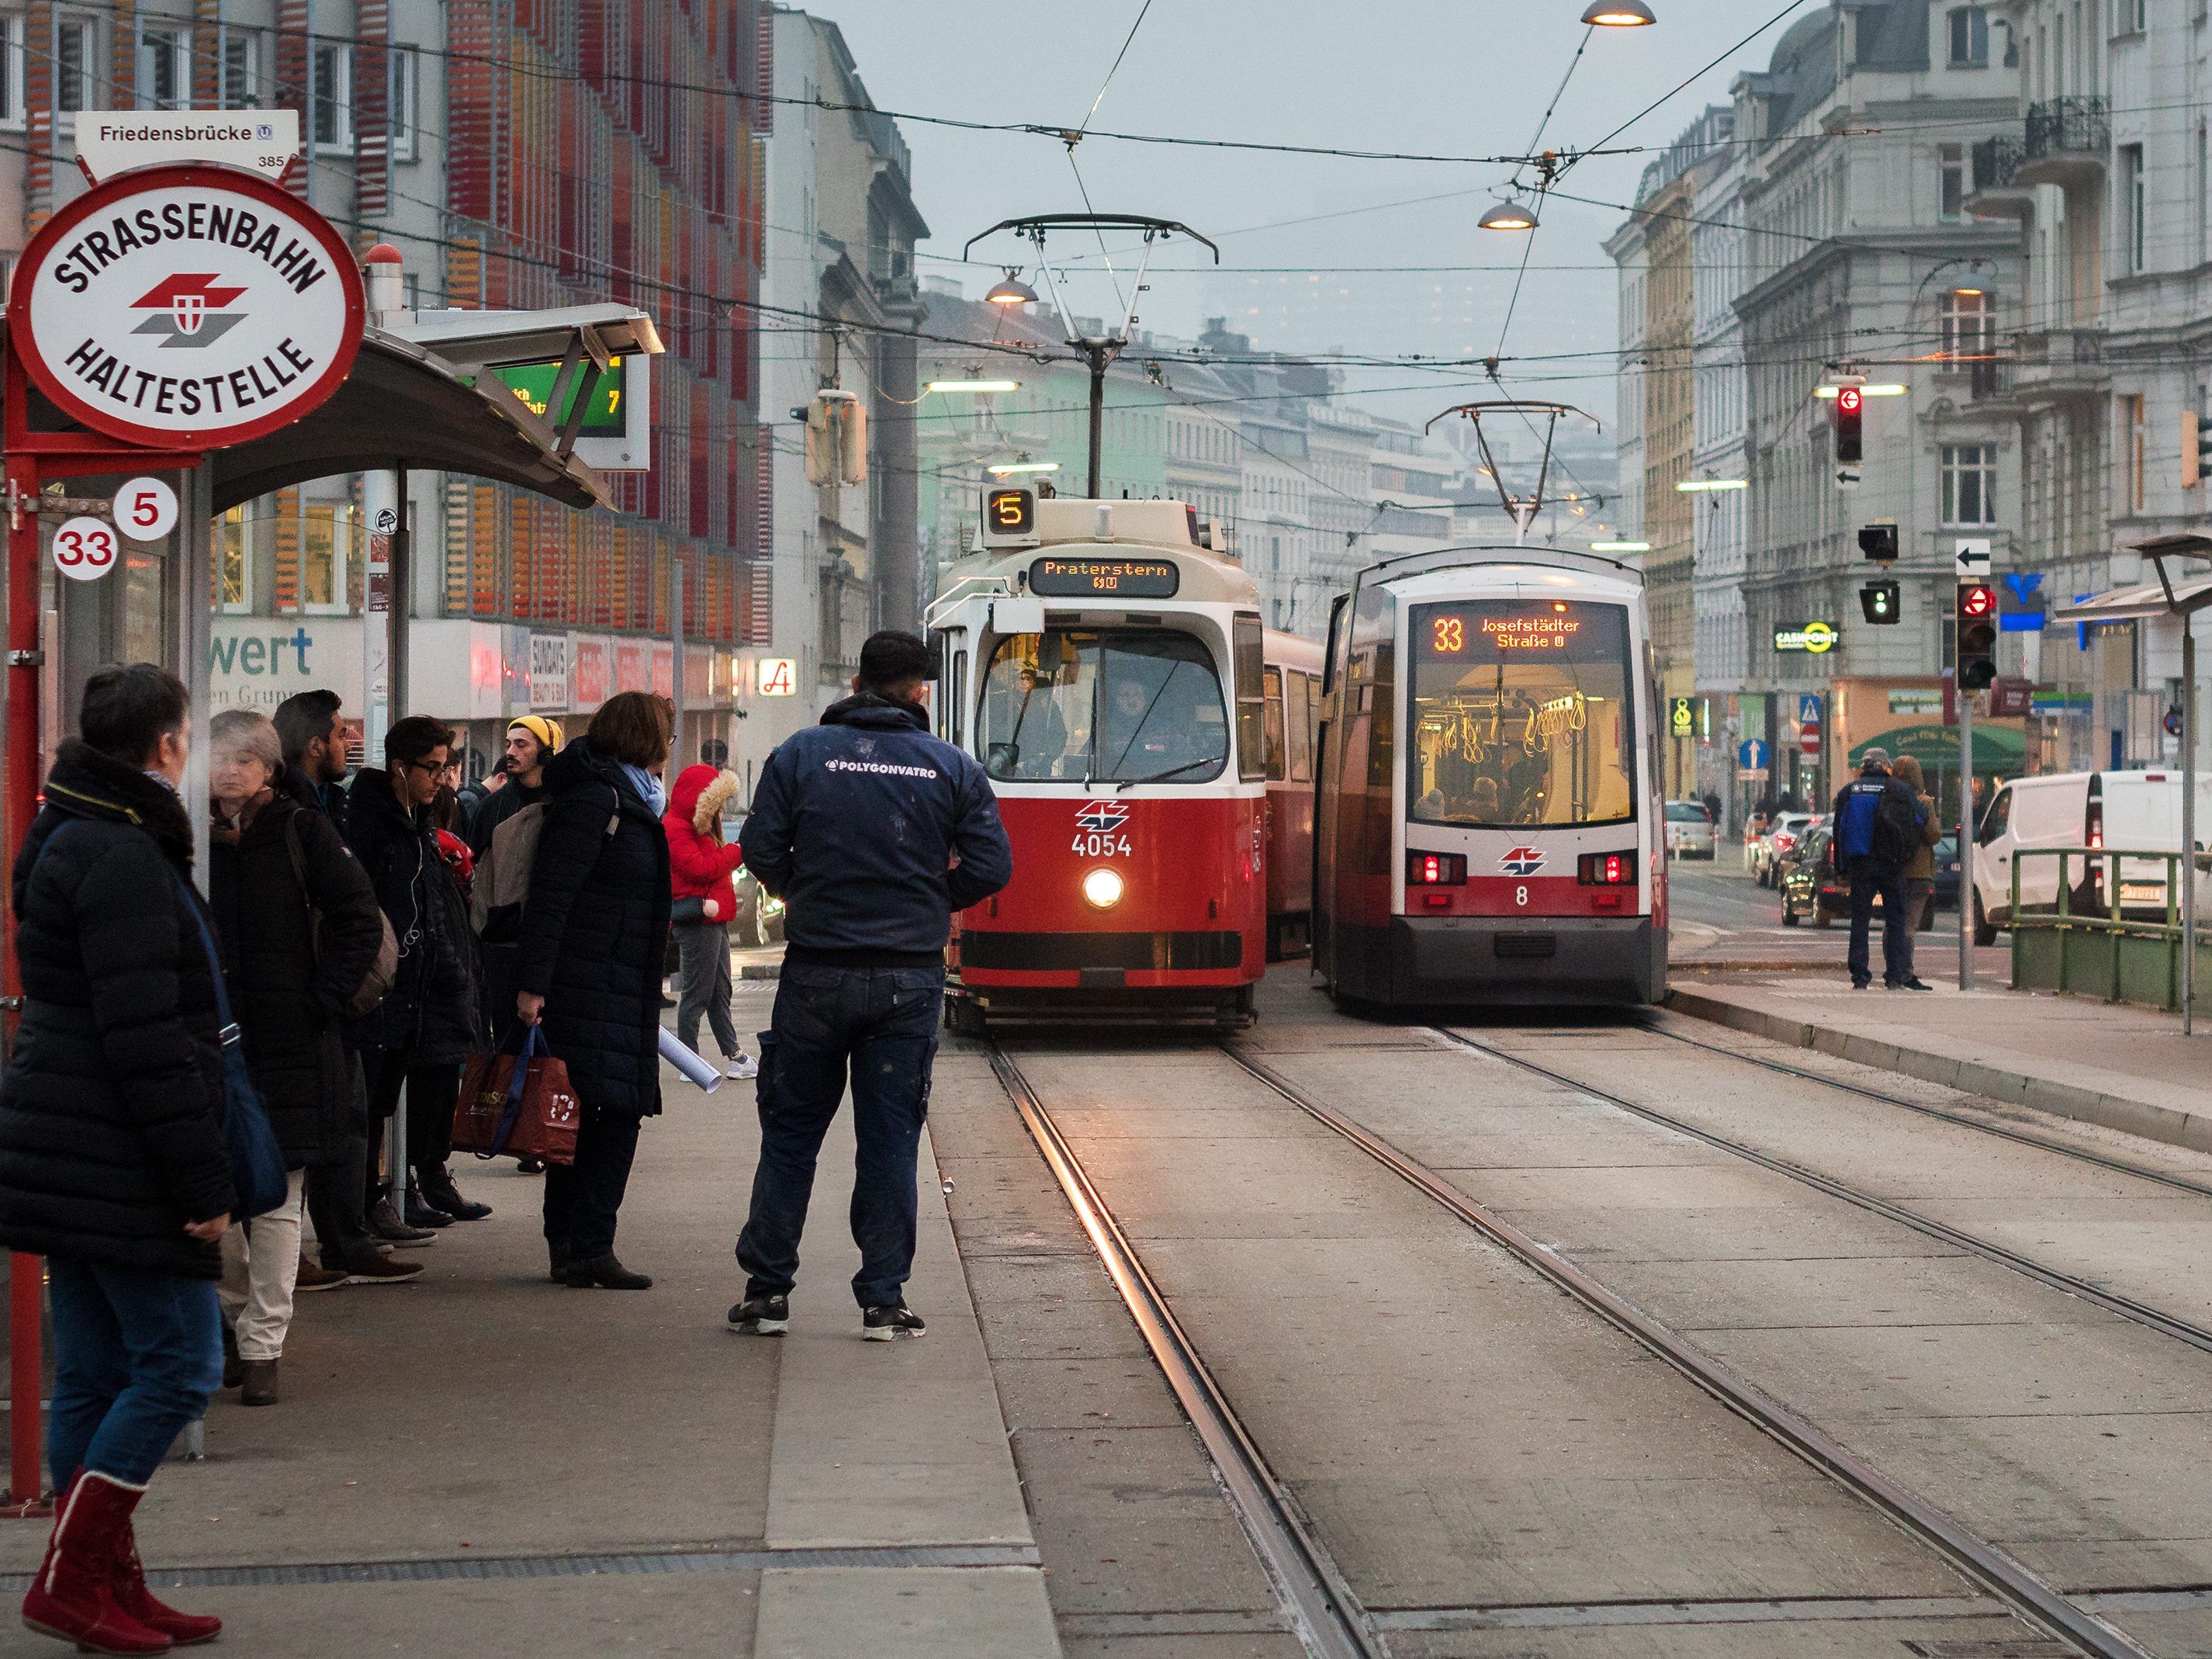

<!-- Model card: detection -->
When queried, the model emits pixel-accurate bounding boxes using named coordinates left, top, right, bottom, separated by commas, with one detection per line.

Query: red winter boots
left=21, top=1470, right=221, bottom=1654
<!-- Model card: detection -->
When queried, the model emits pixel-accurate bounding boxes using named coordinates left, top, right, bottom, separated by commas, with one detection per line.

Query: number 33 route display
left=12, top=165, right=363, bottom=450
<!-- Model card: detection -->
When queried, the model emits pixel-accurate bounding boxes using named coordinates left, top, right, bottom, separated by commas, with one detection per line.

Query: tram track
left=1639, top=1017, right=2212, bottom=1202
left=1435, top=1024, right=2212, bottom=1360
left=988, top=1030, right=2151, bottom=1659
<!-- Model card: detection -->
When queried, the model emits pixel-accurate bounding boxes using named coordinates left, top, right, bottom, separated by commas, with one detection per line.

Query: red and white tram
left=928, top=489, right=1269, bottom=1029
left=1262, top=629, right=1323, bottom=961
left=1313, top=545, right=1667, bottom=1007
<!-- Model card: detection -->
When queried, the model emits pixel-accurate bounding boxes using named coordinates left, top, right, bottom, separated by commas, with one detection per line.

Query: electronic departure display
left=1028, top=556, right=1180, bottom=598
left=1420, top=602, right=1618, bottom=662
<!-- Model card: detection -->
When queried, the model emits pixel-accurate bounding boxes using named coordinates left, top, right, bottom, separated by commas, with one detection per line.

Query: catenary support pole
left=1086, top=343, right=1109, bottom=500
left=2, top=464, right=44, bottom=1514
left=2184, top=617, right=2196, bottom=1036
left=1960, top=689, right=1976, bottom=992
left=670, top=551, right=684, bottom=769
left=179, top=462, right=214, bottom=892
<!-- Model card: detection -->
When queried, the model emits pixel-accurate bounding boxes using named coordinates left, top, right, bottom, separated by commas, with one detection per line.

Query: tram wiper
left=1114, top=758, right=1218, bottom=791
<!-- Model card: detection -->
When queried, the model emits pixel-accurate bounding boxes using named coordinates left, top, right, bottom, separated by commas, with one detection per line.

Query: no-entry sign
left=12, top=165, right=363, bottom=450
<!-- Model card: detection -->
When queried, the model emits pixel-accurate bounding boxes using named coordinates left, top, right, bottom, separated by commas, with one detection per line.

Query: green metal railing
left=2009, top=847, right=2210, bottom=1013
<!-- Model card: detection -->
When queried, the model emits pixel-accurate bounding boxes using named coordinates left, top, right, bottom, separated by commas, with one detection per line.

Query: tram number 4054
left=1071, top=832, right=1132, bottom=857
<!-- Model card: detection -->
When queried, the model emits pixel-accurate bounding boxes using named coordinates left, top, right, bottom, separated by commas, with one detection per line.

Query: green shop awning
left=1850, top=722, right=2024, bottom=772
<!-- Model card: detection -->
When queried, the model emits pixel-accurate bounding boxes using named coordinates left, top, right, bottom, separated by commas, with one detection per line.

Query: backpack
left=1871, top=781, right=1923, bottom=868
left=471, top=795, right=619, bottom=943
left=282, top=811, right=399, bottom=1017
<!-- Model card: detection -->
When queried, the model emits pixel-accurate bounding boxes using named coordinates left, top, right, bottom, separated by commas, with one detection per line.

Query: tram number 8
left=1516, top=885, right=1528, bottom=907
left=1071, top=833, right=1132, bottom=857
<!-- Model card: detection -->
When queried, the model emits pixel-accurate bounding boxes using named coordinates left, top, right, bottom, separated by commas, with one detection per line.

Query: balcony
left=1999, top=327, right=2108, bottom=403
left=2014, top=95, right=2110, bottom=186
left=1966, top=135, right=2034, bottom=218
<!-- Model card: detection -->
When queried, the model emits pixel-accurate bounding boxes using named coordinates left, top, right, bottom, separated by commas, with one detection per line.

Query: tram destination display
left=1028, top=556, right=1180, bottom=599
left=1418, top=601, right=1618, bottom=662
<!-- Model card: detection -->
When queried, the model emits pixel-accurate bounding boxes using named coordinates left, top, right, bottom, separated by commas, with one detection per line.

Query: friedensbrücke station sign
left=13, top=164, right=362, bottom=449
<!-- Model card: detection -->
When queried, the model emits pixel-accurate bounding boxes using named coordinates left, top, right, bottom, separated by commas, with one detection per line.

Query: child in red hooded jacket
left=664, top=764, right=756, bottom=1079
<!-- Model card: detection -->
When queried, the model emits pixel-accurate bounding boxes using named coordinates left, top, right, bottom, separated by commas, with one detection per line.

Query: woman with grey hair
left=206, top=708, right=386, bottom=1403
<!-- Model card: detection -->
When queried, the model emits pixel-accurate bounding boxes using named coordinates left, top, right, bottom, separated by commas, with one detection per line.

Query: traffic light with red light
left=1956, top=580, right=1999, bottom=689
left=1834, top=385, right=1864, bottom=465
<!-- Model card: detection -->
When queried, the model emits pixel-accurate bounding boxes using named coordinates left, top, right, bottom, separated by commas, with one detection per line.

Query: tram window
left=1263, top=666, right=1286, bottom=782
left=1407, top=600, right=1637, bottom=830
left=978, top=629, right=1229, bottom=785
left=1286, top=671, right=1314, bottom=784
left=1234, top=614, right=1266, bottom=784
left=950, top=650, right=967, bottom=746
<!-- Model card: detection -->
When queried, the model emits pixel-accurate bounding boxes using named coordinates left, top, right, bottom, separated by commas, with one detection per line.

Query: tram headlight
left=1082, top=868, right=1125, bottom=909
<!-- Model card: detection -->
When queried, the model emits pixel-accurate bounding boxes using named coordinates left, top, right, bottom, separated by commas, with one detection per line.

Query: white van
left=1970, top=770, right=2212, bottom=943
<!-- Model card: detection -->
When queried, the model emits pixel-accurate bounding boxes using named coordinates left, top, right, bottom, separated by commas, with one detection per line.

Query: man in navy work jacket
left=1830, top=746, right=1931, bottom=992
left=731, top=630, right=1013, bottom=1341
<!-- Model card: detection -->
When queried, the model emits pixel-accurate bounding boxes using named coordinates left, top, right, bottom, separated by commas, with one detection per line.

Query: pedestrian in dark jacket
left=342, top=716, right=489, bottom=1238
left=469, top=717, right=562, bottom=1176
left=1831, top=746, right=1930, bottom=992
left=0, top=664, right=229, bottom=1653
left=207, top=710, right=386, bottom=1407
left=514, top=693, right=673, bottom=1290
left=731, top=632, right=1013, bottom=1341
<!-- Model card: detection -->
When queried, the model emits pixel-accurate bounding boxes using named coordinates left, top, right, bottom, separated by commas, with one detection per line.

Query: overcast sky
left=792, top=0, right=1795, bottom=428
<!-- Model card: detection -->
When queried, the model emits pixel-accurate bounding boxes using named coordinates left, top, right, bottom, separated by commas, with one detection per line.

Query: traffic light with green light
left=1860, top=580, right=1901, bottom=624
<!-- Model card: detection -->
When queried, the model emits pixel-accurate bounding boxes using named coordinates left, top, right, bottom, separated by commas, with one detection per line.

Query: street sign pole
left=2184, top=617, right=2196, bottom=1036
left=1959, top=690, right=1975, bottom=992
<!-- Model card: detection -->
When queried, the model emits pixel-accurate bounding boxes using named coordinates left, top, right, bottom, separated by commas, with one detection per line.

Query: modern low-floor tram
left=1313, top=545, right=1667, bottom=1007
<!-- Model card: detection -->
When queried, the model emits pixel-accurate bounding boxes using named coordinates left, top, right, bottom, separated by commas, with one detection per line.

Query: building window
left=140, top=26, right=188, bottom=109
left=2125, top=394, right=2146, bottom=512
left=2121, top=144, right=2146, bottom=273
left=1940, top=288, right=1992, bottom=361
left=311, top=42, right=351, bottom=151
left=2120, top=0, right=2146, bottom=31
left=0, top=15, right=21, bottom=126
left=220, top=27, right=261, bottom=109
left=299, top=501, right=355, bottom=613
left=217, top=506, right=251, bottom=613
left=1940, top=444, right=1998, bottom=527
left=1939, top=144, right=1975, bottom=220
left=389, top=45, right=419, bottom=161
left=1948, top=7, right=1989, bottom=65
left=55, top=17, right=95, bottom=115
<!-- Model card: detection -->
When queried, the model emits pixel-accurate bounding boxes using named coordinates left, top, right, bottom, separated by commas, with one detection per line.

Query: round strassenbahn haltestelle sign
left=15, top=165, right=364, bottom=450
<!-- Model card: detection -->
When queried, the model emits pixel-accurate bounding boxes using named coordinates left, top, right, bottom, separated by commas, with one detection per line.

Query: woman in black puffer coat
left=207, top=709, right=385, bottom=1404
left=0, top=666, right=231, bottom=1650
left=514, top=692, right=673, bottom=1290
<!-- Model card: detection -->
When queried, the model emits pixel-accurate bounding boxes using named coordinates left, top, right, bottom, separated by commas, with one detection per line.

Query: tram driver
left=1099, top=668, right=1223, bottom=781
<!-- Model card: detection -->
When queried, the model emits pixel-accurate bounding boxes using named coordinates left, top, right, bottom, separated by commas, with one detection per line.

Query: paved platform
left=1667, top=970, right=2212, bottom=1152
left=0, top=978, right=1056, bottom=1659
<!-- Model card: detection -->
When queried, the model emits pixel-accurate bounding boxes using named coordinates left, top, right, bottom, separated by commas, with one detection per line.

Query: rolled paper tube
left=659, top=1025, right=724, bottom=1093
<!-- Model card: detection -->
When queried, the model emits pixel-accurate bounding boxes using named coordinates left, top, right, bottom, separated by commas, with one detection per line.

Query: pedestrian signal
left=1859, top=580, right=1901, bottom=624
left=1956, top=580, right=1999, bottom=690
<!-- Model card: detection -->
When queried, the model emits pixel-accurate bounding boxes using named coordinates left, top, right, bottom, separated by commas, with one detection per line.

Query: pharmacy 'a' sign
left=13, top=165, right=363, bottom=450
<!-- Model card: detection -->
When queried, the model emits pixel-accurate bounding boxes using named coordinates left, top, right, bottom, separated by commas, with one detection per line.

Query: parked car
left=1665, top=799, right=1717, bottom=860
left=1755, top=812, right=1818, bottom=888
left=1932, top=834, right=1961, bottom=912
left=1783, top=825, right=1940, bottom=931
left=1778, top=825, right=1843, bottom=927
left=1968, top=770, right=2212, bottom=944
left=721, top=802, right=786, bottom=947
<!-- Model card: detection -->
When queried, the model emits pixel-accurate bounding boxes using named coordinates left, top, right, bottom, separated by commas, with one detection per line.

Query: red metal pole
left=2, top=442, right=47, bottom=1515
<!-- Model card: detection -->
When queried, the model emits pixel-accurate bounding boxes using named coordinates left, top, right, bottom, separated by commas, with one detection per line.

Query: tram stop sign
left=11, top=165, right=363, bottom=451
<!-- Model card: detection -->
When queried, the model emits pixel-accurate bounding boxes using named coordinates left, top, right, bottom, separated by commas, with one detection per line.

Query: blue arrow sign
left=1738, top=738, right=1770, bottom=769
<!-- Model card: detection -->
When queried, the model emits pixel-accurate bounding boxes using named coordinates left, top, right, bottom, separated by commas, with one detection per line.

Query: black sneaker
left=1851, top=978, right=1871, bottom=990
left=728, top=1294, right=790, bottom=1335
left=861, top=1303, right=926, bottom=1342
left=1891, top=976, right=1934, bottom=991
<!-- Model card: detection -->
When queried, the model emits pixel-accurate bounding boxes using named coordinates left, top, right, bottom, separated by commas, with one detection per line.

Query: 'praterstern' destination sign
left=16, top=164, right=363, bottom=449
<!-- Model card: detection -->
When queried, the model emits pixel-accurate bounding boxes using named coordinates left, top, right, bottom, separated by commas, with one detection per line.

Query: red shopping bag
left=453, top=1024, right=580, bottom=1165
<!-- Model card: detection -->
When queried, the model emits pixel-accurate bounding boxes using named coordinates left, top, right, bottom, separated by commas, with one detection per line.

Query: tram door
left=1315, top=584, right=1396, bottom=996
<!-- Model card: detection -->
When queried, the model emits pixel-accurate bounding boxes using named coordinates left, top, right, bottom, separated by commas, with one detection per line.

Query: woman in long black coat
left=207, top=710, right=385, bottom=1404
left=514, top=691, right=673, bottom=1290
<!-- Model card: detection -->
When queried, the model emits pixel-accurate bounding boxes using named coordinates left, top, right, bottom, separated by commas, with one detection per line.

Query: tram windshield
left=978, top=629, right=1229, bottom=784
left=1407, top=599, right=1637, bottom=829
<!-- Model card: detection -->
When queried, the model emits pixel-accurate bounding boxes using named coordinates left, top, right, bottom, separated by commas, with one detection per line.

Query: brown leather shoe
left=341, top=1253, right=424, bottom=1284
left=295, top=1258, right=349, bottom=1292
left=239, top=1360, right=279, bottom=1407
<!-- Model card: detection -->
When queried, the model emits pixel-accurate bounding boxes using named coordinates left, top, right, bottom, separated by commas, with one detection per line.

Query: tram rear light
left=1081, top=868, right=1125, bottom=909
left=1577, top=851, right=1636, bottom=885
left=1407, top=851, right=1466, bottom=886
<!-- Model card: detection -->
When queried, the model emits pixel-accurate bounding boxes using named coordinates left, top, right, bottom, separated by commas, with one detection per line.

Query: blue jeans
left=46, top=1258, right=221, bottom=1490
left=1848, top=862, right=1912, bottom=986
left=736, top=965, right=943, bottom=1309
